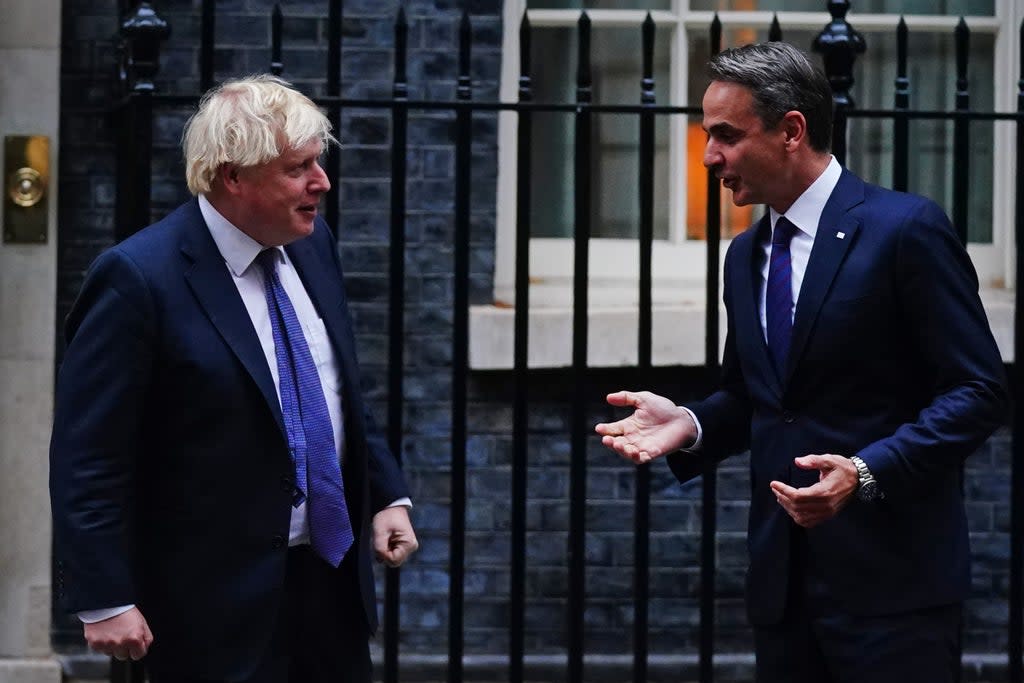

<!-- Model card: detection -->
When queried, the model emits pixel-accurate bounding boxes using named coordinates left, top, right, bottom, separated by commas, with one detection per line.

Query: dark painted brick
left=465, top=532, right=511, bottom=564
left=420, top=274, right=452, bottom=304
left=282, top=16, right=321, bottom=45
left=342, top=0, right=401, bottom=13
left=216, top=15, right=269, bottom=45
left=405, top=0, right=463, bottom=17
left=423, top=147, right=454, bottom=178
left=401, top=436, right=453, bottom=467
left=343, top=112, right=391, bottom=145
left=341, top=49, right=391, bottom=81
left=340, top=179, right=390, bottom=209
left=403, top=401, right=451, bottom=435
left=404, top=335, right=452, bottom=366
left=463, top=406, right=514, bottom=438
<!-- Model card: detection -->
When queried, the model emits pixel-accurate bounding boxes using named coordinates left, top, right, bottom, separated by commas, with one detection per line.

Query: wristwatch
left=850, top=455, right=884, bottom=502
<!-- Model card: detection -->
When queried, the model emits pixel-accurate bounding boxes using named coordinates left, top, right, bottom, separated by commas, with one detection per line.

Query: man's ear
left=218, top=164, right=243, bottom=194
left=781, top=110, right=808, bottom=151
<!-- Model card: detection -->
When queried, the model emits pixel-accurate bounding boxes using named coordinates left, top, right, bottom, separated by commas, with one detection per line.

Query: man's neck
left=771, top=152, right=833, bottom=215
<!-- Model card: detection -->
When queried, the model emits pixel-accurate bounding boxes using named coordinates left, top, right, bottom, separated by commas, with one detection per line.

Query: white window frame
left=472, top=0, right=1021, bottom=369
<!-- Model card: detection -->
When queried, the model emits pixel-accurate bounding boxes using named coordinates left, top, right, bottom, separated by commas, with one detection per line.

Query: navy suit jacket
left=667, top=170, right=1007, bottom=625
left=49, top=199, right=409, bottom=678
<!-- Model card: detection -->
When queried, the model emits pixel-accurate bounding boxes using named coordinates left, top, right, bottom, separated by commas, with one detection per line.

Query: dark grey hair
left=708, top=42, right=834, bottom=153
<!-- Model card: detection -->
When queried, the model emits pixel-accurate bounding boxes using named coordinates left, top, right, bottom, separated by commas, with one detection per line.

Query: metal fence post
left=812, top=0, right=865, bottom=165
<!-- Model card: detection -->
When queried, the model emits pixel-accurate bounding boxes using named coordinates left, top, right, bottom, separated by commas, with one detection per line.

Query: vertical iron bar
left=326, top=0, right=342, bottom=233
left=449, top=12, right=473, bottom=683
left=700, top=16, right=722, bottom=683
left=270, top=4, right=283, bottom=76
left=1010, top=19, right=1024, bottom=683
left=114, top=91, right=154, bottom=243
left=952, top=17, right=970, bottom=246
left=111, top=6, right=166, bottom=678
left=633, top=13, right=656, bottom=683
left=951, top=21, right=970, bottom=683
left=892, top=17, right=909, bottom=192
left=200, top=0, right=214, bottom=91
left=510, top=11, right=533, bottom=683
left=768, top=13, right=782, bottom=42
left=115, top=1, right=165, bottom=241
left=384, top=12, right=409, bottom=683
left=568, top=12, right=592, bottom=683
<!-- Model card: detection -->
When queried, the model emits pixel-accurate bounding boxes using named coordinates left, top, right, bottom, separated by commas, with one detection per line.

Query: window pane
left=530, top=25, right=672, bottom=239
left=847, top=31, right=995, bottom=242
left=688, top=0, right=993, bottom=13
left=528, top=0, right=671, bottom=9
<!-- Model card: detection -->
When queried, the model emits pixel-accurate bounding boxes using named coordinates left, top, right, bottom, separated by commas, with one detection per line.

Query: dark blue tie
left=766, top=217, right=798, bottom=377
left=257, top=249, right=354, bottom=567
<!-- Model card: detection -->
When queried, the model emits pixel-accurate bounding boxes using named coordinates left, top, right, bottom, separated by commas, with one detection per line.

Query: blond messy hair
left=182, top=74, right=336, bottom=195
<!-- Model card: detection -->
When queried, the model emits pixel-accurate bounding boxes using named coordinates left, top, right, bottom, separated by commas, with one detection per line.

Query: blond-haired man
left=50, top=75, right=417, bottom=683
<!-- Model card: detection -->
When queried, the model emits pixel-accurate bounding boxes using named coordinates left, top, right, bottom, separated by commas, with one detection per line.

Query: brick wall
left=56, top=0, right=1013, bottom=677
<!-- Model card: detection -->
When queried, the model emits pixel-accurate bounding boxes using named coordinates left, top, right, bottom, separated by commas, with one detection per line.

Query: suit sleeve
left=856, top=198, right=1008, bottom=500
left=49, top=248, right=155, bottom=612
left=666, top=241, right=753, bottom=484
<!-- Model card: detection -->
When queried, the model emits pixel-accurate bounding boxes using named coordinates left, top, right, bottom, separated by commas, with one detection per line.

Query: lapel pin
left=836, top=231, right=846, bottom=239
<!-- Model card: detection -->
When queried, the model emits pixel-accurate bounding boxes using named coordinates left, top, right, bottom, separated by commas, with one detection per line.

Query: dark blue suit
left=50, top=199, right=409, bottom=679
left=668, top=170, right=1007, bottom=628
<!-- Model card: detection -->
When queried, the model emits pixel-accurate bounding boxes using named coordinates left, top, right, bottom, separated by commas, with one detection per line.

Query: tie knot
left=255, top=248, right=280, bottom=277
left=772, top=217, right=798, bottom=247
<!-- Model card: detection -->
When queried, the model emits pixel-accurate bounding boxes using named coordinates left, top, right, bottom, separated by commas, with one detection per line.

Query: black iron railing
left=103, top=2, right=1024, bottom=683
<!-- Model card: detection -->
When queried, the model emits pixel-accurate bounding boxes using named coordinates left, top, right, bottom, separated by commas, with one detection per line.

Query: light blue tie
left=257, top=248, right=354, bottom=567
left=766, top=217, right=798, bottom=378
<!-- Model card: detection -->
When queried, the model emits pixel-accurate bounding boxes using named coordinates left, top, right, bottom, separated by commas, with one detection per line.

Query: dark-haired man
left=597, top=42, right=1006, bottom=682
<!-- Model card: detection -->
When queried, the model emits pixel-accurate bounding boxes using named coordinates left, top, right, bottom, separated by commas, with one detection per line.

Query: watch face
left=858, top=481, right=881, bottom=502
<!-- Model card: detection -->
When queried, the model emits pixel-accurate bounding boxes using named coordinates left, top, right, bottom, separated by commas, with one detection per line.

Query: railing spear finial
left=119, top=2, right=170, bottom=92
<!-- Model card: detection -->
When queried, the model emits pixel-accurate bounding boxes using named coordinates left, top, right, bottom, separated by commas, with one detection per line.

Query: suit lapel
left=285, top=233, right=363, bottom=429
left=736, top=215, right=784, bottom=398
left=179, top=201, right=285, bottom=436
left=285, top=234, right=355, bottom=370
left=784, top=171, right=865, bottom=385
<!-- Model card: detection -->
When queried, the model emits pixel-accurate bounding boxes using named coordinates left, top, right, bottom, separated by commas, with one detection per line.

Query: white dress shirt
left=684, top=157, right=843, bottom=450
left=79, top=195, right=409, bottom=623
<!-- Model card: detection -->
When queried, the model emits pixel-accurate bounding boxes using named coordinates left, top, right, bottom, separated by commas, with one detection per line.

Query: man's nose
left=703, top=139, right=720, bottom=169
left=312, top=162, right=331, bottom=193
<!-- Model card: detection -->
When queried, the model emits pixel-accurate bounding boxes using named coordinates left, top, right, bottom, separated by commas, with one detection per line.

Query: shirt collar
left=768, top=155, right=842, bottom=240
left=198, top=194, right=283, bottom=276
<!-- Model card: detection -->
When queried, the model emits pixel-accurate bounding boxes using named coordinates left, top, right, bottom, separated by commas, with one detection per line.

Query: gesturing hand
left=769, top=454, right=858, bottom=528
left=83, top=606, right=153, bottom=662
left=594, top=390, right=697, bottom=465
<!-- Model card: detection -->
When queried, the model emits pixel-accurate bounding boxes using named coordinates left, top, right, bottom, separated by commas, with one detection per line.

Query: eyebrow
left=705, top=122, right=740, bottom=136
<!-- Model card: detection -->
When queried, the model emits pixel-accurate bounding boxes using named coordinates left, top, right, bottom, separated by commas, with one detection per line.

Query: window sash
left=493, top=0, right=1019, bottom=303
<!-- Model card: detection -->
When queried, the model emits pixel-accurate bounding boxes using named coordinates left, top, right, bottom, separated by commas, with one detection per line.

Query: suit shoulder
left=855, top=182, right=951, bottom=237
left=107, top=200, right=200, bottom=265
left=859, top=181, right=944, bottom=219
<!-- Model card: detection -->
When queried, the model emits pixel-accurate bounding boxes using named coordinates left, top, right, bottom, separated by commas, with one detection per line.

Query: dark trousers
left=754, top=529, right=962, bottom=683
left=148, top=545, right=371, bottom=683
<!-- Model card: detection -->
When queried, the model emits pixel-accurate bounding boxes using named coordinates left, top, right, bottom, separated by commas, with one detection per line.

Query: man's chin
left=726, top=188, right=750, bottom=207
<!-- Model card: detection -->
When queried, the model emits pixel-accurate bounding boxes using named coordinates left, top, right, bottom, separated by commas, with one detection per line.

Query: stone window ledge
left=470, top=287, right=1015, bottom=370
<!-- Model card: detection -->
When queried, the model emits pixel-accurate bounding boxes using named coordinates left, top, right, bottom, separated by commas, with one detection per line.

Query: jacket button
left=782, top=412, right=795, bottom=424
left=271, top=535, right=285, bottom=549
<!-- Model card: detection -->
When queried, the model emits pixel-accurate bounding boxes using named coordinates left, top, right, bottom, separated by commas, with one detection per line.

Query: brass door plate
left=4, top=135, right=50, bottom=244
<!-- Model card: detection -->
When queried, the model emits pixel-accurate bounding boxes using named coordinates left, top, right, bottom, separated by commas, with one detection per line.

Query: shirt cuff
left=78, top=604, right=134, bottom=624
left=388, top=497, right=412, bottom=509
left=680, top=406, right=703, bottom=451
